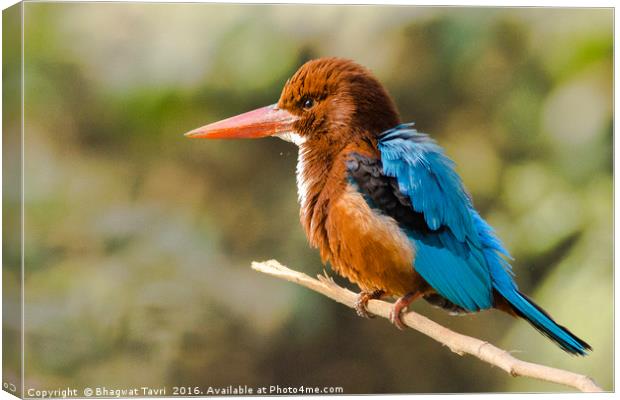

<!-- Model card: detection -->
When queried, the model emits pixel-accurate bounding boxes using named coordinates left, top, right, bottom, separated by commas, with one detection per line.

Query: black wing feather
left=346, top=153, right=431, bottom=233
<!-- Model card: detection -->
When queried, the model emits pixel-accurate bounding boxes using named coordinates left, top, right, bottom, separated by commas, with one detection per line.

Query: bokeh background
left=6, top=3, right=614, bottom=393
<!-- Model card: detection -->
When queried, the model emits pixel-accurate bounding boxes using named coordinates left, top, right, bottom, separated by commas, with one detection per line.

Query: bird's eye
left=302, top=98, right=315, bottom=110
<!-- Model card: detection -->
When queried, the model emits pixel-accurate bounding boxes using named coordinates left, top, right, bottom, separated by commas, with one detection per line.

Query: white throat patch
left=275, top=131, right=306, bottom=146
left=296, top=144, right=311, bottom=212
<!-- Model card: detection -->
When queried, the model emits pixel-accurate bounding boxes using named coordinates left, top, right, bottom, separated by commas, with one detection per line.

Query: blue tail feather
left=472, top=210, right=591, bottom=355
left=500, top=289, right=591, bottom=356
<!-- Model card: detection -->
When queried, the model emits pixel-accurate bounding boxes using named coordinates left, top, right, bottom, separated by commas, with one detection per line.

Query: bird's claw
left=389, top=308, right=407, bottom=330
left=355, top=290, right=384, bottom=319
left=389, top=292, right=417, bottom=330
left=355, top=299, right=373, bottom=319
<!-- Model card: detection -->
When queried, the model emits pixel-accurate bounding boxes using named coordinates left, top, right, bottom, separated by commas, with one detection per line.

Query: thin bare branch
left=251, top=259, right=603, bottom=393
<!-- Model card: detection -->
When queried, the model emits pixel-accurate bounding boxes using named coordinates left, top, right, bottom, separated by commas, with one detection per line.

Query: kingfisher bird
left=186, top=58, right=591, bottom=355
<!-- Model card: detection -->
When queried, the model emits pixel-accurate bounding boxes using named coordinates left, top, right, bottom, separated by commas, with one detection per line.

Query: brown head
left=185, top=58, right=400, bottom=148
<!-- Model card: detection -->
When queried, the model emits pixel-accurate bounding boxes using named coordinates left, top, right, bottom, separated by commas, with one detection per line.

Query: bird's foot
left=355, top=290, right=385, bottom=318
left=389, top=292, right=418, bottom=330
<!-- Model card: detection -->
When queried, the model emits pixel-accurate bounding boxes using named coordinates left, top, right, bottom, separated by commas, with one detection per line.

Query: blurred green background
left=8, top=3, right=613, bottom=393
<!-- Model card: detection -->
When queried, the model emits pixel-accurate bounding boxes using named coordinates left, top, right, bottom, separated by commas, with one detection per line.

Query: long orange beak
left=184, top=104, right=298, bottom=139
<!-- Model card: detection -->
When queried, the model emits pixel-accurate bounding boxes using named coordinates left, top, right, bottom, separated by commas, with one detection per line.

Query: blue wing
left=347, top=124, right=591, bottom=354
left=377, top=123, right=513, bottom=312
